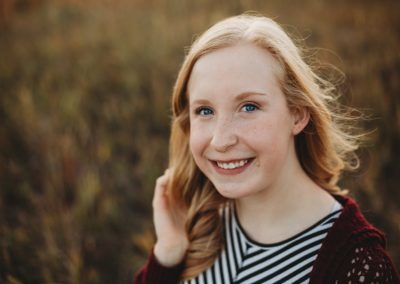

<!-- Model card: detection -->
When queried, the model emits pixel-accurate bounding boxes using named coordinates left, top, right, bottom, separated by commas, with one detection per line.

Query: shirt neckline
left=231, top=200, right=343, bottom=249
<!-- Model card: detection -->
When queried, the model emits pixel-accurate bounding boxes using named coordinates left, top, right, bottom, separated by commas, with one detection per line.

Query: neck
left=235, top=158, right=334, bottom=244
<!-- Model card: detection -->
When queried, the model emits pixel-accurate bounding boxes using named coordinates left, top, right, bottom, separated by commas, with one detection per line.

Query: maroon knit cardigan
left=134, top=195, right=400, bottom=283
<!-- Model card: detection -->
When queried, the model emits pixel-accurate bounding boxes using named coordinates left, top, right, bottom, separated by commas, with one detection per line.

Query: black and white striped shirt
left=182, top=201, right=342, bottom=284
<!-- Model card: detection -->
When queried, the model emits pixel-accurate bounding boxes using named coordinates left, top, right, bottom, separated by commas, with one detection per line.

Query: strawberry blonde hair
left=167, top=14, right=361, bottom=280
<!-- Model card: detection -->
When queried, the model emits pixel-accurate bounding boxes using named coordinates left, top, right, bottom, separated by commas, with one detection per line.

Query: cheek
left=247, top=120, right=291, bottom=155
left=246, top=121, right=275, bottom=145
left=189, top=123, right=208, bottom=159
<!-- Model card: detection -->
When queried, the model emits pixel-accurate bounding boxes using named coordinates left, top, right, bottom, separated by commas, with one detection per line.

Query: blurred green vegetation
left=0, top=0, right=399, bottom=283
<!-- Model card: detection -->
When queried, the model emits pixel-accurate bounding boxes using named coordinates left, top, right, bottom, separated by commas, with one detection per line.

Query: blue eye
left=197, top=107, right=214, bottom=116
left=242, top=103, right=258, bottom=112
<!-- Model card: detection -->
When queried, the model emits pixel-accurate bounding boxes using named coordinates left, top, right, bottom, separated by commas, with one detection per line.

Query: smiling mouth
left=215, top=159, right=252, bottom=170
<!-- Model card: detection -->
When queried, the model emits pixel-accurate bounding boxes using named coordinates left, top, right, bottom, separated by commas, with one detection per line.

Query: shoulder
left=310, top=195, right=400, bottom=283
left=326, top=194, right=386, bottom=246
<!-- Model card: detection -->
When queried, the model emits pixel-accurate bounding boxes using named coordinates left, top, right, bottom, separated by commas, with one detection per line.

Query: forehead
left=188, top=43, right=284, bottom=100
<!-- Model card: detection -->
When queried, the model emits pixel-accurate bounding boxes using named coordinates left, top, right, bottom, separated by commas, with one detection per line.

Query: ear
left=292, top=107, right=310, bottom=135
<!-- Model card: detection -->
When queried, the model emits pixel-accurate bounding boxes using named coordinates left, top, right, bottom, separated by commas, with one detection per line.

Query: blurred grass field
left=0, top=0, right=399, bottom=283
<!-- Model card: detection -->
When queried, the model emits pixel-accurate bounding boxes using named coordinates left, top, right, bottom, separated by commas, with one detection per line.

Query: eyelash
left=194, top=103, right=259, bottom=116
left=241, top=103, right=259, bottom=112
left=195, top=107, right=214, bottom=116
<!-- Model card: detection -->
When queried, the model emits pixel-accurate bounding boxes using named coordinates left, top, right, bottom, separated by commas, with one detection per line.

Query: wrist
left=154, top=240, right=188, bottom=267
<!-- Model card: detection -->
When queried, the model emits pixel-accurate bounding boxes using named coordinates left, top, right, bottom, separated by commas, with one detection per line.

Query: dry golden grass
left=0, top=0, right=399, bottom=283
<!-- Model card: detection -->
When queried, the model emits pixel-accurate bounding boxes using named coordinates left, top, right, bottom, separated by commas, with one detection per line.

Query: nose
left=210, top=117, right=238, bottom=152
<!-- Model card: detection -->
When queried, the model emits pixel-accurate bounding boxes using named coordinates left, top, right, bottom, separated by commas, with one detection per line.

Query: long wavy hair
left=168, top=14, right=362, bottom=280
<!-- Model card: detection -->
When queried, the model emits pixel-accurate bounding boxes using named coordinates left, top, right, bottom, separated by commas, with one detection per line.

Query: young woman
left=135, top=14, right=399, bottom=284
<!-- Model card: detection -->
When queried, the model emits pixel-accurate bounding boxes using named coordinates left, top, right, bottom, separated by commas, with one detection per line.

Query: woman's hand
left=153, top=169, right=189, bottom=267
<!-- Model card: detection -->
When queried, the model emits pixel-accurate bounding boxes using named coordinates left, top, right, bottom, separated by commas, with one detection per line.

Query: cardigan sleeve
left=334, top=243, right=400, bottom=283
left=134, top=248, right=184, bottom=284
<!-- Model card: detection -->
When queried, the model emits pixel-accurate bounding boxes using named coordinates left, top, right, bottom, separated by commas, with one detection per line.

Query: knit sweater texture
left=134, top=195, right=400, bottom=283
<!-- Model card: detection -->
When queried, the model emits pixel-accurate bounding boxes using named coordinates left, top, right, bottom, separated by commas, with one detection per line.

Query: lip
left=210, top=158, right=254, bottom=175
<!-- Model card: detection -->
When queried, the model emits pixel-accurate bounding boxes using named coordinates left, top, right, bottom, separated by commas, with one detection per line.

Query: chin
left=215, top=186, right=250, bottom=200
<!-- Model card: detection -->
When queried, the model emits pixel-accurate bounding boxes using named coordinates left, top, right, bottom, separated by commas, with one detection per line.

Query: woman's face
left=188, top=43, right=304, bottom=199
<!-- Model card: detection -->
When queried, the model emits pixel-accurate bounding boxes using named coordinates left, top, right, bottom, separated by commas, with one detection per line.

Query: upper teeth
left=217, top=159, right=248, bottom=170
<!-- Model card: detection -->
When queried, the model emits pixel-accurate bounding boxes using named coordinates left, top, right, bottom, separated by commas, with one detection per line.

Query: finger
left=156, top=174, right=169, bottom=189
left=153, top=172, right=170, bottom=207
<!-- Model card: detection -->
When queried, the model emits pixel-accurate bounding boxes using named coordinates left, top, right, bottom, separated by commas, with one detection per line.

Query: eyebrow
left=234, top=91, right=268, bottom=101
left=190, top=91, right=268, bottom=106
